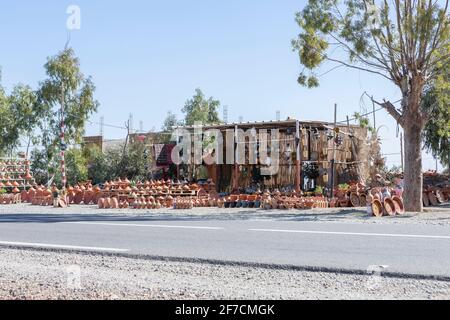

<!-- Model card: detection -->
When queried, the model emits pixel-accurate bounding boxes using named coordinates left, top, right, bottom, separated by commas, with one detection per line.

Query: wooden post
left=233, top=124, right=239, bottom=191
left=329, top=103, right=337, bottom=199
left=175, top=128, right=180, bottom=179
left=400, top=132, right=404, bottom=173
left=295, top=120, right=301, bottom=193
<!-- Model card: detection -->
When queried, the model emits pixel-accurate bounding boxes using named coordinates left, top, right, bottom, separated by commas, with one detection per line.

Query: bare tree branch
left=364, top=92, right=404, bottom=126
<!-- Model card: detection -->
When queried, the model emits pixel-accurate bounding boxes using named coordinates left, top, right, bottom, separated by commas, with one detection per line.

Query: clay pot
left=359, top=194, right=366, bottom=206
left=83, top=192, right=93, bottom=205
left=391, top=196, right=405, bottom=215
left=349, top=192, right=360, bottom=207
left=166, top=195, right=174, bottom=207
left=383, top=198, right=396, bottom=216
left=104, top=197, right=111, bottom=209
left=372, top=199, right=383, bottom=217
left=428, top=193, right=439, bottom=206
left=20, top=190, right=29, bottom=202
left=435, top=190, right=445, bottom=204
left=423, top=193, right=430, bottom=207
left=111, top=197, right=119, bottom=209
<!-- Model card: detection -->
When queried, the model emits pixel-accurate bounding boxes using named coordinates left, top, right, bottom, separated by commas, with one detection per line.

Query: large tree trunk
left=402, top=114, right=423, bottom=212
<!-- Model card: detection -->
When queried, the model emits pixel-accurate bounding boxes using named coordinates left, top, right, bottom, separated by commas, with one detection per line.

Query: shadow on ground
left=0, top=207, right=418, bottom=224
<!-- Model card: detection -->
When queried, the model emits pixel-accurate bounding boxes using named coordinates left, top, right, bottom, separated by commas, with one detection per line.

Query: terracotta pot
left=111, top=197, right=119, bottom=209
left=422, top=193, right=430, bottom=207
left=20, top=190, right=29, bottom=202
left=428, top=193, right=439, bottom=206
left=83, top=193, right=93, bottom=205
left=98, top=198, right=105, bottom=209
left=359, top=194, right=367, bottom=206
left=435, top=190, right=445, bottom=203
left=349, top=192, right=360, bottom=207
left=104, top=197, right=111, bottom=209
left=391, top=196, right=405, bottom=215
left=383, top=198, right=396, bottom=216
left=372, top=199, right=383, bottom=217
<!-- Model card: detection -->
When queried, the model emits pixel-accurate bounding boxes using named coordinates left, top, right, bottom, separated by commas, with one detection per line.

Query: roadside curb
left=1, top=243, right=450, bottom=283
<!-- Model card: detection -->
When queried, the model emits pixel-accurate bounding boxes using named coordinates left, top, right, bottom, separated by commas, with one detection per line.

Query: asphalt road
left=0, top=212, right=449, bottom=278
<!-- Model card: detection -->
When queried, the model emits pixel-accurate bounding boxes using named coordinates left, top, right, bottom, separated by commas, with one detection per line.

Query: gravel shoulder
left=0, top=203, right=449, bottom=226
left=0, top=247, right=449, bottom=300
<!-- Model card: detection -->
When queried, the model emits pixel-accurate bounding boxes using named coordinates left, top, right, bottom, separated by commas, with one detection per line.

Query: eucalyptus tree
left=292, top=0, right=449, bottom=211
left=182, top=88, right=222, bottom=126
left=37, top=48, right=99, bottom=159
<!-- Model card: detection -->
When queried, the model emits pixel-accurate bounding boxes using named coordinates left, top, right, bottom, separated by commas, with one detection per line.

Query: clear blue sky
left=0, top=0, right=442, bottom=170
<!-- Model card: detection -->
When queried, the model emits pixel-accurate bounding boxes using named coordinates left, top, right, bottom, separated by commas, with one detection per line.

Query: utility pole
left=329, top=103, right=337, bottom=199
left=129, top=113, right=134, bottom=133
left=295, top=120, right=301, bottom=194
left=223, top=105, right=228, bottom=124
left=60, top=84, right=67, bottom=190
left=100, top=116, right=104, bottom=136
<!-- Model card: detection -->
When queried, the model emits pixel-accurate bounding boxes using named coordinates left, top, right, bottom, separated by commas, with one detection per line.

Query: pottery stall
left=0, top=158, right=36, bottom=204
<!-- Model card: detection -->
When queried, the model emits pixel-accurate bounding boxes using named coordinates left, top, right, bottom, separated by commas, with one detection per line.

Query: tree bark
left=402, top=114, right=423, bottom=212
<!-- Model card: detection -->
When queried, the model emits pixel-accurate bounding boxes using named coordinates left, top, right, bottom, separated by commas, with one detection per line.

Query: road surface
left=0, top=212, right=449, bottom=279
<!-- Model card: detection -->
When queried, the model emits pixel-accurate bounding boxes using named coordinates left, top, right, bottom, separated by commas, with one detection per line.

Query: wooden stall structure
left=173, top=119, right=369, bottom=193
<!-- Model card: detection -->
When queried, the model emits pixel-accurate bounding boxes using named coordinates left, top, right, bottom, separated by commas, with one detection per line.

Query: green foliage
left=82, top=143, right=151, bottom=183
left=182, top=88, right=222, bottom=126
left=84, top=145, right=109, bottom=185
left=31, top=147, right=88, bottom=187
left=65, top=148, right=88, bottom=185
left=116, top=142, right=149, bottom=180
left=30, top=148, right=58, bottom=185
left=338, top=183, right=350, bottom=191
left=161, top=111, right=182, bottom=132
left=422, top=82, right=450, bottom=168
left=0, top=78, right=39, bottom=153
left=314, top=185, right=324, bottom=195
left=353, top=112, right=374, bottom=133
left=37, top=48, right=99, bottom=157
left=292, top=0, right=450, bottom=100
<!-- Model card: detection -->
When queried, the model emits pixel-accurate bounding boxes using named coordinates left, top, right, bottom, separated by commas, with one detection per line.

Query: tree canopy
left=37, top=48, right=99, bottom=157
left=182, top=88, right=222, bottom=126
left=161, top=111, right=182, bottom=132
left=292, top=0, right=450, bottom=211
left=292, top=0, right=449, bottom=127
left=422, top=57, right=450, bottom=169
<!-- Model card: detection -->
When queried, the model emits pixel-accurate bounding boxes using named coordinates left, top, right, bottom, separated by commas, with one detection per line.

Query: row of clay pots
left=173, top=198, right=194, bottom=209
left=31, top=196, right=53, bottom=206
left=0, top=194, right=21, bottom=204
left=0, top=160, right=30, bottom=166
left=98, top=196, right=176, bottom=209
left=0, top=180, right=28, bottom=189
left=422, top=189, right=446, bottom=207
left=368, top=195, right=404, bottom=217
left=259, top=195, right=328, bottom=210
